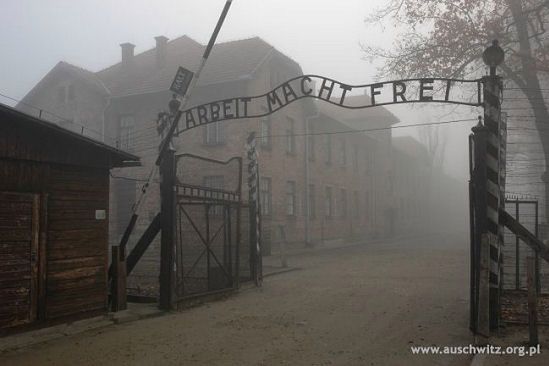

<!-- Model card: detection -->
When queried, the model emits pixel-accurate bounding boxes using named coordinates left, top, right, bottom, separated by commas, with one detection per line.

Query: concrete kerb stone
left=0, top=315, right=113, bottom=353
left=0, top=305, right=166, bottom=354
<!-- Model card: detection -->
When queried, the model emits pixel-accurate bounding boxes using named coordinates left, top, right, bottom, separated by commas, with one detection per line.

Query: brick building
left=18, top=35, right=400, bottom=260
left=390, top=136, right=432, bottom=236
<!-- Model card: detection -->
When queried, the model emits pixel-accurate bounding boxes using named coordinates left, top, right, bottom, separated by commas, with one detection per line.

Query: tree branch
left=500, top=63, right=527, bottom=89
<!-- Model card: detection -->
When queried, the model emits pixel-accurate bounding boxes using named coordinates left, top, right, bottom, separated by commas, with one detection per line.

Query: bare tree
left=363, top=0, right=549, bottom=218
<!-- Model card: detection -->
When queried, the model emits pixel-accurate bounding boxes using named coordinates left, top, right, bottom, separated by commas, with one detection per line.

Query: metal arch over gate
left=158, top=59, right=500, bottom=323
left=160, top=70, right=500, bottom=320
left=172, top=75, right=483, bottom=135
left=113, top=34, right=549, bottom=340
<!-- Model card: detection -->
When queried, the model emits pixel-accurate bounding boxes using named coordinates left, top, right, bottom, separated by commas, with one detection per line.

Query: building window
left=260, top=115, right=272, bottom=149
left=204, top=121, right=225, bottom=145
left=324, top=134, right=332, bottom=164
left=286, top=181, right=297, bottom=216
left=307, top=122, right=315, bottom=161
left=286, top=117, right=296, bottom=154
left=204, top=175, right=225, bottom=215
left=260, top=177, right=272, bottom=215
left=308, top=184, right=316, bottom=219
left=204, top=175, right=224, bottom=188
left=118, top=115, right=135, bottom=151
left=325, top=186, right=333, bottom=217
left=353, top=191, right=360, bottom=217
left=339, top=138, right=347, bottom=166
left=340, top=188, right=347, bottom=218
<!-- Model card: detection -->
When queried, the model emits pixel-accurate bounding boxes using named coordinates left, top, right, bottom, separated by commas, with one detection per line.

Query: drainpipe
left=304, top=110, right=319, bottom=247
left=102, top=97, right=111, bottom=144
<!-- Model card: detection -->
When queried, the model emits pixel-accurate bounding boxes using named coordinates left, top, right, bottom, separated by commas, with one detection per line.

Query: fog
left=0, top=2, right=479, bottom=255
left=0, top=0, right=476, bottom=183
left=4, top=2, right=542, bottom=363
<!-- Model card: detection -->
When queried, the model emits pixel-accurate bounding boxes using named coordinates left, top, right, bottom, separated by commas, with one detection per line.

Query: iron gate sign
left=170, top=66, right=194, bottom=96
left=174, top=75, right=482, bottom=135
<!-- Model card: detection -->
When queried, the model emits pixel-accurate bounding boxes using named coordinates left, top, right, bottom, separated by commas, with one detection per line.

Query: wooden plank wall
left=0, top=159, right=109, bottom=321
left=46, top=165, right=109, bottom=318
left=0, top=192, right=38, bottom=328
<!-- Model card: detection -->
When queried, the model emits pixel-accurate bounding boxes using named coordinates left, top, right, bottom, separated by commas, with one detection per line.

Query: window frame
left=118, top=114, right=135, bottom=151
left=259, top=116, right=272, bottom=149
left=260, top=177, right=272, bottom=216
left=204, top=121, right=225, bottom=146
left=308, top=184, right=316, bottom=219
left=286, top=180, right=297, bottom=216
left=325, top=186, right=333, bottom=218
left=203, top=175, right=225, bottom=216
left=340, top=188, right=347, bottom=218
left=307, top=122, right=315, bottom=161
left=339, top=138, right=347, bottom=167
left=285, top=117, right=296, bottom=155
left=324, top=134, right=332, bottom=165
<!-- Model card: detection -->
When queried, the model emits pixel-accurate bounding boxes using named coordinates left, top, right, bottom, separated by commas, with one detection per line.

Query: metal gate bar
left=173, top=154, right=243, bottom=300
left=503, top=198, right=541, bottom=293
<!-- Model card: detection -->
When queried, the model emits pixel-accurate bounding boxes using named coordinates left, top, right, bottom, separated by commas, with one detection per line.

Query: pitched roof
left=0, top=103, right=139, bottom=166
left=316, top=94, right=400, bottom=131
left=96, top=35, right=291, bottom=97
left=58, top=61, right=111, bottom=94
left=19, top=61, right=110, bottom=109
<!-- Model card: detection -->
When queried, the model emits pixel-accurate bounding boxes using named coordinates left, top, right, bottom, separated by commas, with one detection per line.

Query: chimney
left=155, top=36, right=169, bottom=68
left=120, top=42, right=135, bottom=67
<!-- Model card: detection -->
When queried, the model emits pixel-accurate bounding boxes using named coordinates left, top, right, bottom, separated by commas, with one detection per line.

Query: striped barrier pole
left=483, top=71, right=503, bottom=330
left=499, top=112, right=507, bottom=309
left=480, top=40, right=505, bottom=331
left=469, top=40, right=505, bottom=336
left=246, top=132, right=262, bottom=286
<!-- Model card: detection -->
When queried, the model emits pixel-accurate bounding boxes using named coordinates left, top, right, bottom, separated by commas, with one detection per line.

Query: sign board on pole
left=170, top=67, right=194, bottom=96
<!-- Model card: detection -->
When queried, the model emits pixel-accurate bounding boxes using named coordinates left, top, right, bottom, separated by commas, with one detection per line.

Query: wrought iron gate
left=174, top=153, right=244, bottom=299
left=502, top=198, right=545, bottom=293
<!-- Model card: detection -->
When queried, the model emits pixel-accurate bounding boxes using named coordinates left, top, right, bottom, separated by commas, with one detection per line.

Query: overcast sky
left=0, top=0, right=480, bottom=179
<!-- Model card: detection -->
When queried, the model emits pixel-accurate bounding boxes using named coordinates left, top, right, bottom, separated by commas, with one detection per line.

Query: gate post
left=111, top=245, right=127, bottom=312
left=246, top=132, right=262, bottom=286
left=479, top=39, right=505, bottom=332
left=159, top=148, right=176, bottom=310
left=471, top=120, right=490, bottom=337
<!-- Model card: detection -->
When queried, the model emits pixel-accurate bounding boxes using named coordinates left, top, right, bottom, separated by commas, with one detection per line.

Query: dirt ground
left=0, top=234, right=527, bottom=366
left=483, top=324, right=549, bottom=366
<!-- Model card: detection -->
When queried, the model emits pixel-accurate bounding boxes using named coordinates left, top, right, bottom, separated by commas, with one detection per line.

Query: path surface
left=3, top=235, right=474, bottom=366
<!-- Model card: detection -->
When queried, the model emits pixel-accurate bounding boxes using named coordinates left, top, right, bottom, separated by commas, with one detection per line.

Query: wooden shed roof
left=0, top=103, right=140, bottom=168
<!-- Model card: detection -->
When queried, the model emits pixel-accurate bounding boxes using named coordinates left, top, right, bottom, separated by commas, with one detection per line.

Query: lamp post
left=483, top=40, right=505, bottom=77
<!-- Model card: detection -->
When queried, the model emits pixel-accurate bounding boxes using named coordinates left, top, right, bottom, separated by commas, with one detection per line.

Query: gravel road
left=3, top=235, right=475, bottom=366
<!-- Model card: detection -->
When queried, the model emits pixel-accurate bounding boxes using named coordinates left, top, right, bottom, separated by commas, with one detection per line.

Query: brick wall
left=19, top=52, right=396, bottom=292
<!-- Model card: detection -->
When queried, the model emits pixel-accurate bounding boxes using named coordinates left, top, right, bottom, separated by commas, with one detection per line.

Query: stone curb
left=0, top=305, right=165, bottom=354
